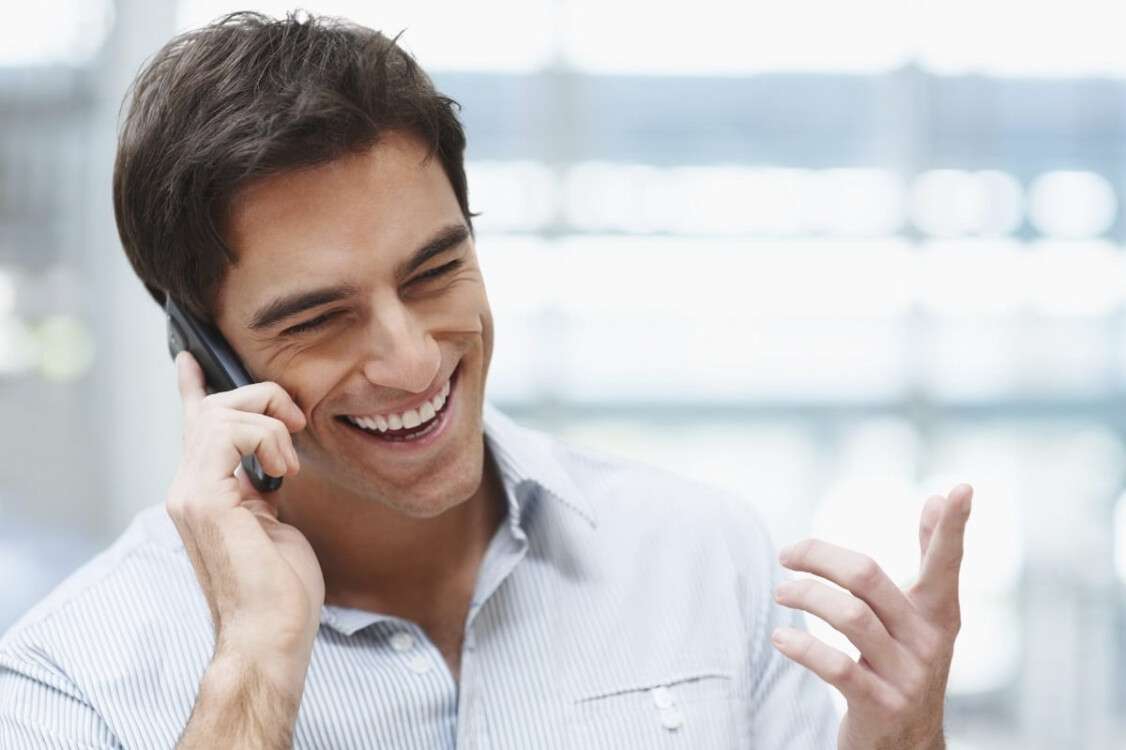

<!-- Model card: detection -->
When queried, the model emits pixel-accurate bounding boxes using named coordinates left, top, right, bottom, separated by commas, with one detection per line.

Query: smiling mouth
left=335, top=363, right=460, bottom=443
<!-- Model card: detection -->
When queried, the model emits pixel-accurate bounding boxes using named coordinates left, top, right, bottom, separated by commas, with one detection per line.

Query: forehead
left=216, top=131, right=461, bottom=319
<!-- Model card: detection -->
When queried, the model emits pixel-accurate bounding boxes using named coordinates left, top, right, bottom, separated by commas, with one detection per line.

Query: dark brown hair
left=112, top=10, right=473, bottom=322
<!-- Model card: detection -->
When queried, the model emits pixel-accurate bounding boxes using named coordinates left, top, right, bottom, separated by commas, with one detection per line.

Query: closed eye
left=411, top=259, right=463, bottom=284
left=282, top=310, right=342, bottom=336
left=279, top=260, right=464, bottom=337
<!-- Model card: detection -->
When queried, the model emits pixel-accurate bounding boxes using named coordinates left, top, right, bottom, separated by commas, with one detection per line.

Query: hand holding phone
left=163, top=307, right=324, bottom=698
left=165, top=297, right=285, bottom=492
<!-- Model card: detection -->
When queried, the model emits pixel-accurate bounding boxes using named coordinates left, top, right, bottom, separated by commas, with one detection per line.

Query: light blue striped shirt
left=0, top=402, right=838, bottom=748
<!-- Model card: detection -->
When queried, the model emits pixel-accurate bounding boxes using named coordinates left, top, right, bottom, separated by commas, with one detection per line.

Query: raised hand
left=167, top=351, right=323, bottom=688
left=771, top=484, right=973, bottom=750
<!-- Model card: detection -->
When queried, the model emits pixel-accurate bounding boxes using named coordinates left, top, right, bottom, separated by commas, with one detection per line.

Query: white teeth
left=347, top=369, right=456, bottom=432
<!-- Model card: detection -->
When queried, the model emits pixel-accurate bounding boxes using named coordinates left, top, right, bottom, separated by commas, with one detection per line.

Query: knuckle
left=271, top=417, right=291, bottom=440
left=268, top=381, right=291, bottom=403
left=273, top=429, right=293, bottom=454
left=827, top=654, right=855, bottom=685
left=929, top=606, right=960, bottom=639
left=851, top=556, right=881, bottom=589
left=841, top=600, right=871, bottom=631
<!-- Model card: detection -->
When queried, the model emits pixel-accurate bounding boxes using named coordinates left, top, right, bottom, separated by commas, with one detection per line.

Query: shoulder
left=555, top=425, right=773, bottom=549
left=0, top=503, right=208, bottom=684
left=499, top=408, right=779, bottom=589
left=487, top=402, right=772, bottom=547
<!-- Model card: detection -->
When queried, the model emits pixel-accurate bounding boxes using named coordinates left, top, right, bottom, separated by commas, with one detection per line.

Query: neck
left=273, top=443, right=508, bottom=616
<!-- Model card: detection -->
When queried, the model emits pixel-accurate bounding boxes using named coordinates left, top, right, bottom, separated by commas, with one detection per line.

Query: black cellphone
left=165, top=296, right=284, bottom=493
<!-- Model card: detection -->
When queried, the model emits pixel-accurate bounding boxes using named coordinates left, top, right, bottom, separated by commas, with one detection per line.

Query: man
left=0, top=11, right=972, bottom=749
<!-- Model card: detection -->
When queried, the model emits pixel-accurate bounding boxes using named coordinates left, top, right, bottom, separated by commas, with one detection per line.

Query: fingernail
left=771, top=628, right=791, bottom=647
left=778, top=546, right=794, bottom=565
left=773, top=581, right=793, bottom=601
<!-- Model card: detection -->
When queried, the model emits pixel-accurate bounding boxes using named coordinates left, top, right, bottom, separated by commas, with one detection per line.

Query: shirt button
left=659, top=707, right=685, bottom=731
left=406, top=653, right=433, bottom=674
left=651, top=686, right=674, bottom=709
left=390, top=631, right=416, bottom=652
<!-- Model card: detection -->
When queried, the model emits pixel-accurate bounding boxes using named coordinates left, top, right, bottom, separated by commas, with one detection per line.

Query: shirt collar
left=319, top=400, right=595, bottom=635
left=482, top=400, right=597, bottom=530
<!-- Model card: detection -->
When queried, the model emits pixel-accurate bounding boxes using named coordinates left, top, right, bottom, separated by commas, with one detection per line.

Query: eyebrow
left=247, top=223, right=470, bottom=332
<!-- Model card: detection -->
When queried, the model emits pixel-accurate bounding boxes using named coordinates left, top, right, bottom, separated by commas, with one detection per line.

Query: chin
left=324, top=423, right=485, bottom=518
left=376, top=462, right=484, bottom=519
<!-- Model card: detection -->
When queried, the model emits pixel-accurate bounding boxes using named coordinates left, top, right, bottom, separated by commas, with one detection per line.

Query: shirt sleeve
left=735, top=502, right=841, bottom=749
left=0, top=647, right=122, bottom=750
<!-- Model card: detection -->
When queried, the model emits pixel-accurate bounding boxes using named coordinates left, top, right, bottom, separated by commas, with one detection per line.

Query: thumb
left=914, top=483, right=973, bottom=621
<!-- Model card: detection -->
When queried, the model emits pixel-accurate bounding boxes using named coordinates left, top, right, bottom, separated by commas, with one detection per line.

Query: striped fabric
left=0, top=401, right=838, bottom=749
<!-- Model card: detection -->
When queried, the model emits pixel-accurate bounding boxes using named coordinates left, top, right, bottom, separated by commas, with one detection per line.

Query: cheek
left=278, top=356, right=350, bottom=421
left=422, top=282, right=489, bottom=334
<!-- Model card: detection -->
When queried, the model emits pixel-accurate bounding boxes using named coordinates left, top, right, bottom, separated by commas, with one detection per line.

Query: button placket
left=390, top=631, right=416, bottom=653
left=406, top=652, right=433, bottom=674
left=386, top=627, right=435, bottom=675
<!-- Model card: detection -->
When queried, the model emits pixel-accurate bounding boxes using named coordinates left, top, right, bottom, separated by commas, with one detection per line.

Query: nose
left=359, top=300, right=441, bottom=393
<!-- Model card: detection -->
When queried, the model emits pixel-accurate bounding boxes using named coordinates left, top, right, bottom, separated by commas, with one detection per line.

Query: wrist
left=178, top=652, right=306, bottom=750
left=211, top=636, right=313, bottom=702
left=218, top=614, right=316, bottom=664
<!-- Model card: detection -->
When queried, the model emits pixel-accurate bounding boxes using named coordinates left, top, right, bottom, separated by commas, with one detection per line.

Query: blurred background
left=1, top=0, right=1124, bottom=747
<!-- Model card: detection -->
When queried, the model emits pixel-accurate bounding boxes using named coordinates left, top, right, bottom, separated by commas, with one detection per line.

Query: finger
left=226, top=412, right=300, bottom=472
left=201, top=380, right=307, bottom=433
left=915, top=483, right=973, bottom=617
left=208, top=421, right=296, bottom=480
left=176, top=351, right=206, bottom=415
left=234, top=464, right=275, bottom=515
left=918, top=494, right=945, bottom=563
left=774, top=578, right=912, bottom=680
left=779, top=539, right=918, bottom=641
left=771, top=626, right=890, bottom=707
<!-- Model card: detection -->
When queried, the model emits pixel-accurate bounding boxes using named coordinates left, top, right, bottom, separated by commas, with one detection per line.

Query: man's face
left=214, top=130, right=493, bottom=518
